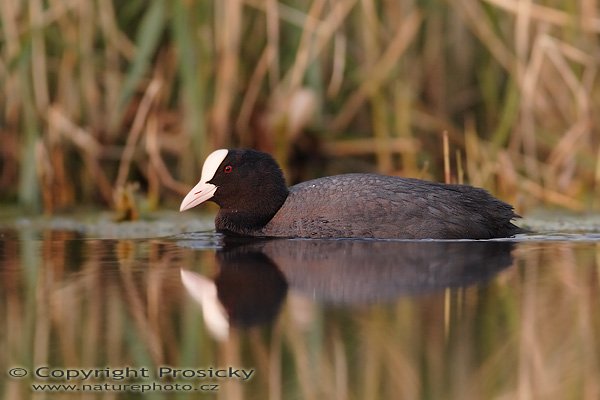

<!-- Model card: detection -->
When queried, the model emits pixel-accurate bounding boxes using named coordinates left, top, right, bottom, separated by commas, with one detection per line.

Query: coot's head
left=180, top=149, right=289, bottom=228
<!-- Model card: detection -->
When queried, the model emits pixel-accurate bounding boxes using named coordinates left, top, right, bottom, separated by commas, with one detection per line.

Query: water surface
left=1, top=219, right=599, bottom=399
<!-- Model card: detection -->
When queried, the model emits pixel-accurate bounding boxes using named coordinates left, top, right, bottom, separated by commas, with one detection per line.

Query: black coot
left=180, top=149, right=524, bottom=239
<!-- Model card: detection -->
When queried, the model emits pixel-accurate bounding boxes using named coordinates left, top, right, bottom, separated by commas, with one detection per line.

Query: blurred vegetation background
left=0, top=0, right=598, bottom=215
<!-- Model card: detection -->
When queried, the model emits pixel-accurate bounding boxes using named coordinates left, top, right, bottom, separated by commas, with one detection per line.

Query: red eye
left=224, top=165, right=233, bottom=173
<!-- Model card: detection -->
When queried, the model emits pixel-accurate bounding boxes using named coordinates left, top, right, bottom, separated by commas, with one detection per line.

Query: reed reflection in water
left=0, top=229, right=599, bottom=399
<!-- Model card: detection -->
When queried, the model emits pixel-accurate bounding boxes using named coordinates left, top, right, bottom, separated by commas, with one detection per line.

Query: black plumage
left=189, top=149, right=524, bottom=239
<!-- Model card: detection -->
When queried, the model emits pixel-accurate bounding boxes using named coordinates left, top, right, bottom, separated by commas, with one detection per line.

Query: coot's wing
left=264, top=174, right=519, bottom=239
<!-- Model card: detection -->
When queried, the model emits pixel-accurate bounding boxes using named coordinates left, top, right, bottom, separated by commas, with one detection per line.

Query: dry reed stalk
left=581, top=0, right=599, bottom=32
left=410, top=110, right=462, bottom=146
left=35, top=139, right=54, bottom=212
left=48, top=107, right=113, bottom=203
left=29, top=0, right=49, bottom=112
left=520, top=177, right=583, bottom=210
left=422, top=11, right=446, bottom=118
left=236, top=47, right=275, bottom=143
left=98, top=0, right=128, bottom=135
left=393, top=84, right=418, bottom=175
left=595, top=147, right=600, bottom=209
left=212, top=0, right=242, bottom=147
left=1, top=0, right=22, bottom=117
left=77, top=0, right=101, bottom=129
left=455, top=0, right=515, bottom=73
left=146, top=115, right=190, bottom=195
left=115, top=78, right=162, bottom=190
left=330, top=10, right=422, bottom=133
left=514, top=0, right=531, bottom=92
left=266, top=0, right=280, bottom=89
left=288, top=0, right=326, bottom=92
left=96, top=0, right=135, bottom=59
left=518, top=34, right=544, bottom=182
left=456, top=150, right=464, bottom=184
left=519, top=34, right=595, bottom=192
left=0, top=1, right=20, bottom=56
left=323, top=137, right=419, bottom=157
left=276, top=0, right=357, bottom=94
left=326, top=32, right=346, bottom=98
left=48, top=108, right=102, bottom=155
left=245, top=0, right=320, bottom=29
left=541, top=38, right=591, bottom=123
left=485, top=0, right=600, bottom=32
left=358, top=0, right=392, bottom=173
left=50, top=146, right=75, bottom=209
left=496, top=151, right=519, bottom=202
left=443, top=131, right=451, bottom=184
left=546, top=120, right=590, bottom=191
left=371, top=95, right=393, bottom=173
left=33, top=0, right=77, bottom=29
left=464, top=120, right=484, bottom=187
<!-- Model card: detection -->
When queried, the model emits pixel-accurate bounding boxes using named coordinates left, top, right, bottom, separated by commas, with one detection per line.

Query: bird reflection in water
left=181, top=249, right=287, bottom=340
left=180, top=238, right=515, bottom=340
